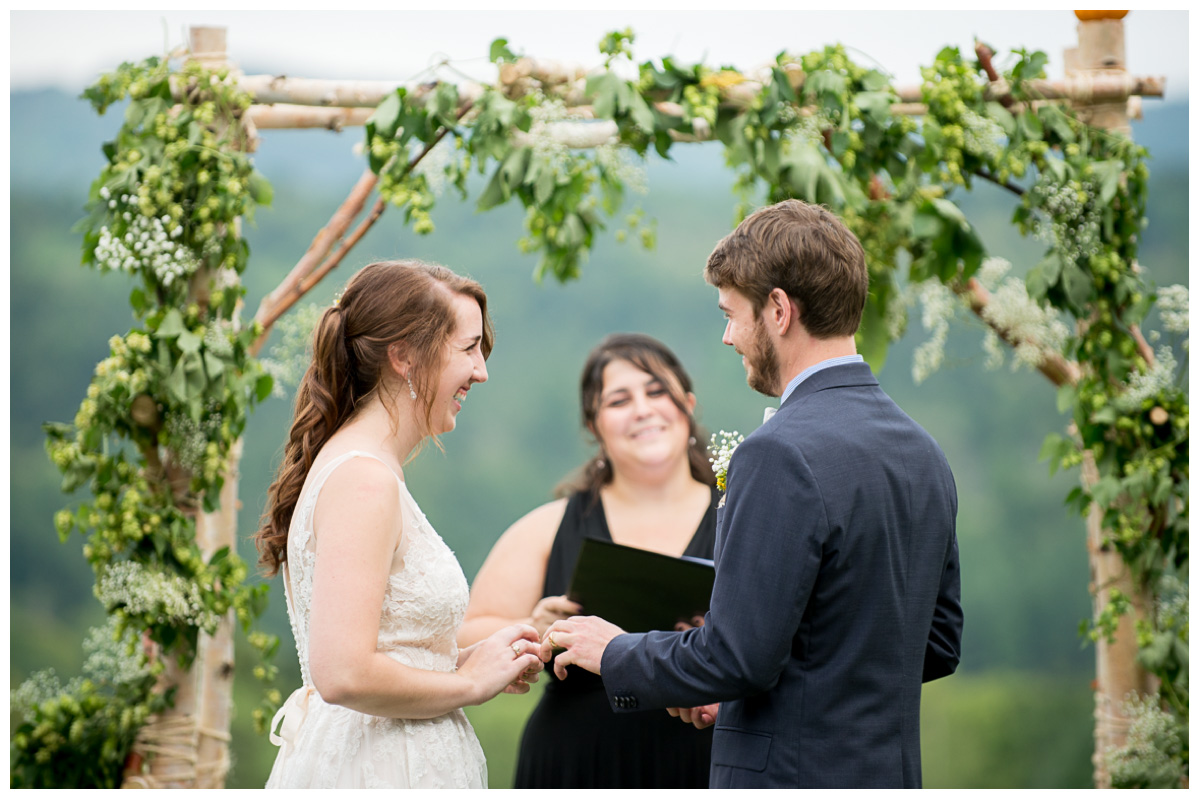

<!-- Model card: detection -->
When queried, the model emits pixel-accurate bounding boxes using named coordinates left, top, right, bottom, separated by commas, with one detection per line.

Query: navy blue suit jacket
left=600, top=362, right=962, bottom=788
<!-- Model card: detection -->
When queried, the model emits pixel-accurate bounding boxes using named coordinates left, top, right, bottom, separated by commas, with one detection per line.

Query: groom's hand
left=541, top=616, right=625, bottom=679
left=667, top=703, right=719, bottom=729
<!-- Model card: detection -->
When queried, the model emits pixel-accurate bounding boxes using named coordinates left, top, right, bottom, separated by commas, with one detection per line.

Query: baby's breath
left=708, top=430, right=744, bottom=493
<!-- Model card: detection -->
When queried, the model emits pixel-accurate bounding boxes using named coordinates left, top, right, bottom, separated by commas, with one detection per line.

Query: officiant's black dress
left=513, top=488, right=718, bottom=789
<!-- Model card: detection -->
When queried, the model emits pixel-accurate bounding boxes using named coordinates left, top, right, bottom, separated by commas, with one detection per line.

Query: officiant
left=459, top=333, right=718, bottom=788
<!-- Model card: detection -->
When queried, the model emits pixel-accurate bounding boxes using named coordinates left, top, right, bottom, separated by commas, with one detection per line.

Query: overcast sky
left=8, top=8, right=1191, bottom=101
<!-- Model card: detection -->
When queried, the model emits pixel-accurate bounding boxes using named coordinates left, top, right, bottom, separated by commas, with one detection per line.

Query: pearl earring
left=407, top=376, right=417, bottom=401
left=595, top=457, right=606, bottom=470
left=688, top=436, right=697, bottom=446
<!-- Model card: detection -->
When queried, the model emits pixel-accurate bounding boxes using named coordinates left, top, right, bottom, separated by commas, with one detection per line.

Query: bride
left=254, top=260, right=543, bottom=788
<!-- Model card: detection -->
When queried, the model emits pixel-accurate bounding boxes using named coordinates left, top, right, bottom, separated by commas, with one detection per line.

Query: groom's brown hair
left=704, top=199, right=868, bottom=338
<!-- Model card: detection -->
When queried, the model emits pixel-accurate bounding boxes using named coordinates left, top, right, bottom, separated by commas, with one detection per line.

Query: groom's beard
left=746, top=319, right=781, bottom=397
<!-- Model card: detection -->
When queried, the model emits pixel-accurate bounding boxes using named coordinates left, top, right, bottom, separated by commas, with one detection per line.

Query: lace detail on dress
left=266, top=450, right=486, bottom=788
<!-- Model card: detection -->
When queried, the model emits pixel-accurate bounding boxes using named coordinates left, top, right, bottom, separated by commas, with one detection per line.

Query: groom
left=542, top=200, right=962, bottom=788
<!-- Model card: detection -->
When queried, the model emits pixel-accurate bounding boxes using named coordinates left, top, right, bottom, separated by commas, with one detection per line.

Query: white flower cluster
left=260, top=302, right=323, bottom=398
left=1029, top=176, right=1102, bottom=264
left=1155, top=284, right=1189, bottom=342
left=95, top=560, right=219, bottom=630
left=1116, top=346, right=1179, bottom=412
left=708, top=429, right=744, bottom=492
left=911, top=279, right=958, bottom=384
left=11, top=668, right=75, bottom=717
left=413, top=136, right=455, bottom=197
left=960, top=109, right=1005, bottom=164
left=164, top=411, right=218, bottom=473
left=94, top=186, right=196, bottom=286
left=595, top=143, right=648, bottom=195
left=982, top=330, right=1007, bottom=371
left=10, top=620, right=149, bottom=719
left=1107, top=691, right=1185, bottom=788
left=980, top=276, right=1070, bottom=371
left=884, top=296, right=908, bottom=341
left=1155, top=575, right=1188, bottom=631
left=526, top=95, right=574, bottom=173
left=213, top=266, right=240, bottom=291
left=783, top=109, right=830, bottom=150
left=975, top=256, right=1012, bottom=292
left=202, top=319, right=235, bottom=358
left=81, top=617, right=150, bottom=688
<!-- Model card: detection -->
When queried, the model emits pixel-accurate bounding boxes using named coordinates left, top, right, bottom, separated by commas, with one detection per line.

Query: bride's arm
left=458, top=499, right=579, bottom=646
left=307, top=460, right=541, bottom=719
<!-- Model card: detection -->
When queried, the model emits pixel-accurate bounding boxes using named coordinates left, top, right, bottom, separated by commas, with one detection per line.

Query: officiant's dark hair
left=255, top=259, right=494, bottom=576
left=556, top=333, right=715, bottom=499
left=705, top=199, right=868, bottom=337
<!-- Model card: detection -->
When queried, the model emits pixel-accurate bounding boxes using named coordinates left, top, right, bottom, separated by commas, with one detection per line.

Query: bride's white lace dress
left=265, top=450, right=487, bottom=788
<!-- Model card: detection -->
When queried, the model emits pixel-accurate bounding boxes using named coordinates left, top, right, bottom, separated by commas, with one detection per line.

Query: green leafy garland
left=23, top=31, right=1186, bottom=787
left=16, top=56, right=280, bottom=786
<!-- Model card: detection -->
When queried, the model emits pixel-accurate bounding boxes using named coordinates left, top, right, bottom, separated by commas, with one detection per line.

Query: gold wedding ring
left=512, top=642, right=523, bottom=658
left=547, top=632, right=558, bottom=649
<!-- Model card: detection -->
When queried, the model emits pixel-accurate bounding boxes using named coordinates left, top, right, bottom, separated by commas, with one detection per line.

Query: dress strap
left=282, top=450, right=407, bottom=622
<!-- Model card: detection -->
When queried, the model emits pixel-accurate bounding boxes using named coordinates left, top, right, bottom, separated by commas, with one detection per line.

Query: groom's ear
left=766, top=288, right=797, bottom=335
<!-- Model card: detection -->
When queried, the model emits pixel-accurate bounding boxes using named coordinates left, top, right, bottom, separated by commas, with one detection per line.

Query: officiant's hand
left=541, top=616, right=625, bottom=679
left=530, top=595, right=582, bottom=637
left=667, top=703, right=719, bottom=729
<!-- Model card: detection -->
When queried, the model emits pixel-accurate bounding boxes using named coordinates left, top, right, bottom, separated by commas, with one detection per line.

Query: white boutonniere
left=708, top=430, right=744, bottom=507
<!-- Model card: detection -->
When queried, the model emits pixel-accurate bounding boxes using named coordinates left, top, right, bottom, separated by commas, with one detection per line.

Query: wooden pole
left=1067, top=10, right=1155, bottom=788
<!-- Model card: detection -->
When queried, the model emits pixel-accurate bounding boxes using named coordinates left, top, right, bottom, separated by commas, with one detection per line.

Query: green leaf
left=855, top=292, right=890, bottom=373
left=1091, top=475, right=1121, bottom=508
left=1017, top=111, right=1043, bottom=140
left=166, top=357, right=188, bottom=403
left=129, top=287, right=147, bottom=315
left=247, top=170, right=273, bottom=206
left=534, top=166, right=557, bottom=206
left=1056, top=383, right=1076, bottom=414
left=156, top=309, right=186, bottom=338
left=489, top=37, right=517, bottom=63
left=1060, top=261, right=1092, bottom=311
left=985, top=102, right=1015, bottom=136
left=1092, top=160, right=1122, bottom=205
left=854, top=91, right=893, bottom=125
left=367, top=90, right=403, bottom=140
left=176, top=330, right=202, bottom=355
left=476, top=167, right=508, bottom=211
left=587, top=73, right=621, bottom=120
left=203, top=351, right=225, bottom=378
left=500, top=146, right=530, bottom=188
left=628, top=92, right=655, bottom=134
left=1039, top=432, right=1065, bottom=462
left=860, top=70, right=889, bottom=92
left=255, top=373, right=274, bottom=403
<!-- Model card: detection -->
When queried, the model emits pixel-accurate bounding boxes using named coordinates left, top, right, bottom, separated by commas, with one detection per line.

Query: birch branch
left=956, top=277, right=1082, bottom=387
left=233, top=67, right=1163, bottom=111
left=251, top=106, right=472, bottom=353
left=250, top=168, right=378, bottom=354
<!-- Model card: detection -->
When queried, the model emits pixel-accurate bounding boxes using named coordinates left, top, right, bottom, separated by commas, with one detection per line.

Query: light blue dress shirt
left=779, top=354, right=865, bottom=406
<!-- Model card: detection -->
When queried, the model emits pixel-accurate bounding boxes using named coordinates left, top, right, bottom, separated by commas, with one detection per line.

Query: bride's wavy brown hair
left=254, top=259, right=494, bottom=576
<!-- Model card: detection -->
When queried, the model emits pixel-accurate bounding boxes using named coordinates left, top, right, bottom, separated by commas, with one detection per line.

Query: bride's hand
left=457, top=623, right=543, bottom=703
left=530, top=595, right=581, bottom=637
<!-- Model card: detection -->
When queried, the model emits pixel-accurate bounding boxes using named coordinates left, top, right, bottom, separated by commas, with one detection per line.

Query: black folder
left=565, top=537, right=716, bottom=634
